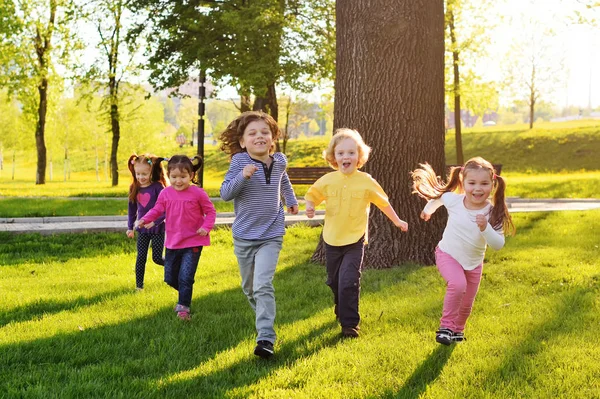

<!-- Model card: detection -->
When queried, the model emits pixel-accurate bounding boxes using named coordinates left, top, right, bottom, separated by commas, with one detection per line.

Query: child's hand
left=287, top=204, right=299, bottom=215
left=197, top=227, right=208, bottom=236
left=420, top=211, right=431, bottom=221
left=305, top=206, right=315, bottom=219
left=135, top=219, right=145, bottom=229
left=126, top=230, right=134, bottom=238
left=475, top=214, right=487, bottom=231
left=243, top=164, right=259, bottom=179
left=145, top=221, right=155, bottom=229
left=396, top=220, right=409, bottom=232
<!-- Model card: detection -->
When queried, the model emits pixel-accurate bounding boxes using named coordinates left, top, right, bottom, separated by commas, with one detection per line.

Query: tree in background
left=0, top=92, right=30, bottom=179
left=0, top=0, right=79, bottom=184
left=445, top=0, right=495, bottom=164
left=129, top=0, right=335, bottom=120
left=79, top=0, right=149, bottom=186
left=311, top=0, right=446, bottom=268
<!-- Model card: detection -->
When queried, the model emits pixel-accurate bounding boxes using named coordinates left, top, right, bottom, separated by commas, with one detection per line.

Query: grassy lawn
left=1, top=212, right=599, bottom=397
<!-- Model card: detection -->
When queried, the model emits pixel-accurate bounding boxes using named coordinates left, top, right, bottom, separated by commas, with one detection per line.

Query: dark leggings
left=135, top=232, right=165, bottom=288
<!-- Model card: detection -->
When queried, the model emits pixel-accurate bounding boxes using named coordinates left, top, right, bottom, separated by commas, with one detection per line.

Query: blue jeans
left=164, top=246, right=203, bottom=308
left=233, top=236, right=283, bottom=344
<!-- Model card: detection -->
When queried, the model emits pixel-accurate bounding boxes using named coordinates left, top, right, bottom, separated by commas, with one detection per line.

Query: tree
left=79, top=0, right=149, bottom=186
left=129, top=0, right=335, bottom=120
left=0, top=0, right=78, bottom=184
left=311, top=0, right=446, bottom=268
left=445, top=0, right=495, bottom=164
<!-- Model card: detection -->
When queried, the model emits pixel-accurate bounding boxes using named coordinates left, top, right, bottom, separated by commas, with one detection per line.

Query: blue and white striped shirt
left=220, top=152, right=298, bottom=240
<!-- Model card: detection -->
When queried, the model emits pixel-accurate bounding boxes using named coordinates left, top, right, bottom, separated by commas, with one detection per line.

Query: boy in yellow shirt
left=305, top=128, right=408, bottom=337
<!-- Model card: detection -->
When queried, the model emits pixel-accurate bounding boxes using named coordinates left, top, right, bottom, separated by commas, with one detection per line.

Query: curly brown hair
left=218, top=111, right=280, bottom=158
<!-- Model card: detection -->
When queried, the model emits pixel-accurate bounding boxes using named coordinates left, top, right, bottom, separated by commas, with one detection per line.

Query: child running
left=126, top=154, right=167, bottom=291
left=305, top=128, right=408, bottom=338
left=219, top=111, right=299, bottom=358
left=136, top=155, right=216, bottom=320
left=411, top=156, right=515, bottom=345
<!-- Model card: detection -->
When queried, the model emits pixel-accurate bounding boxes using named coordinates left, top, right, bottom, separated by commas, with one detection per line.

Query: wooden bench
left=287, top=164, right=502, bottom=186
left=287, top=167, right=331, bottom=185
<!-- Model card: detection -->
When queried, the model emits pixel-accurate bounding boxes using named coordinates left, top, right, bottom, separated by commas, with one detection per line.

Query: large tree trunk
left=110, top=100, right=120, bottom=187
left=35, top=77, right=48, bottom=184
left=312, top=0, right=446, bottom=268
left=253, top=83, right=279, bottom=121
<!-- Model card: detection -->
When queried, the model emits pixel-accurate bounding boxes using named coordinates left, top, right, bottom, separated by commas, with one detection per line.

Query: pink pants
left=435, top=247, right=482, bottom=332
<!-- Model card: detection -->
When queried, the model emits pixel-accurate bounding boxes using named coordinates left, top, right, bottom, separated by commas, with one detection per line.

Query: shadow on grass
left=471, top=285, right=598, bottom=397
left=0, top=256, right=423, bottom=397
left=0, top=288, right=132, bottom=327
left=0, top=232, right=136, bottom=265
left=380, top=344, right=456, bottom=399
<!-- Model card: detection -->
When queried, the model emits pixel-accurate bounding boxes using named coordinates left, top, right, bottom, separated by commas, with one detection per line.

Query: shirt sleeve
left=481, top=223, right=505, bottom=250
left=152, top=184, right=166, bottom=226
left=143, top=190, right=167, bottom=223
left=198, top=189, right=217, bottom=232
left=220, top=155, right=247, bottom=201
left=422, top=198, right=444, bottom=215
left=368, top=177, right=391, bottom=209
left=305, top=177, right=326, bottom=206
left=278, top=155, right=298, bottom=207
left=127, top=198, right=137, bottom=230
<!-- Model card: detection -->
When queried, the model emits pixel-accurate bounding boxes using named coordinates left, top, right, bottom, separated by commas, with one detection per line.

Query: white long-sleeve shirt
left=423, top=192, right=505, bottom=270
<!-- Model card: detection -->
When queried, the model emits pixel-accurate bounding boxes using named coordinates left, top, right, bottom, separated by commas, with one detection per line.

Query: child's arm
left=380, top=205, right=408, bottom=232
left=420, top=198, right=444, bottom=221
left=476, top=214, right=505, bottom=250
left=280, top=168, right=298, bottom=215
left=220, top=156, right=251, bottom=201
left=198, top=189, right=217, bottom=233
left=305, top=200, right=316, bottom=218
left=127, top=197, right=136, bottom=237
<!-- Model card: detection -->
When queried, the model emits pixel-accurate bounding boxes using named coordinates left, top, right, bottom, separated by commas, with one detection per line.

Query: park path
left=1, top=198, right=599, bottom=235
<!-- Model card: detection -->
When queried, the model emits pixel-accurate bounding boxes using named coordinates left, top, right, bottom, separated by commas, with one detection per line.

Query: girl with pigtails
left=136, top=155, right=216, bottom=321
left=411, top=157, right=515, bottom=346
left=127, top=154, right=168, bottom=291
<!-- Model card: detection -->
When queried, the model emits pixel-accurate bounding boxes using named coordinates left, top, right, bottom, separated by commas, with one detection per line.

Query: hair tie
left=147, top=159, right=152, bottom=165
left=493, top=173, right=498, bottom=179
left=460, top=166, right=464, bottom=171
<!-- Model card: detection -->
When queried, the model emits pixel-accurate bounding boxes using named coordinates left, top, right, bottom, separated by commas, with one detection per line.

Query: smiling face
left=239, top=120, right=273, bottom=161
left=462, top=168, right=493, bottom=209
left=168, top=167, right=192, bottom=191
left=134, top=163, right=152, bottom=187
left=334, top=138, right=359, bottom=175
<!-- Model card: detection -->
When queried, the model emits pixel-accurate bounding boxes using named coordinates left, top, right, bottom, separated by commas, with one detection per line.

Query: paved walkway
left=1, top=198, right=599, bottom=235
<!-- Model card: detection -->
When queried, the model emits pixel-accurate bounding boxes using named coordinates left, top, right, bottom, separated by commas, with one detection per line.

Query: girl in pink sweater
left=137, top=155, right=217, bottom=320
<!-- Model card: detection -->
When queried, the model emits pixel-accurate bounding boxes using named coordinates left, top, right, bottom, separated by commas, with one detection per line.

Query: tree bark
left=35, top=76, right=48, bottom=184
left=312, top=0, right=447, bottom=268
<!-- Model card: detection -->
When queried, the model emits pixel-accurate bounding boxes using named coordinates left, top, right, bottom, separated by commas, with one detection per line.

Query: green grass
left=1, top=213, right=599, bottom=397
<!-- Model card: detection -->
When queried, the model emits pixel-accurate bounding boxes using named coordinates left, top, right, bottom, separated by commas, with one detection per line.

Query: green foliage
left=0, top=214, right=599, bottom=397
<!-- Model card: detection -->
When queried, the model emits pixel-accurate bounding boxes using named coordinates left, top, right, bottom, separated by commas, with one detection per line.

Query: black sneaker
left=435, top=328, right=454, bottom=346
left=452, top=331, right=466, bottom=342
left=254, top=340, right=274, bottom=358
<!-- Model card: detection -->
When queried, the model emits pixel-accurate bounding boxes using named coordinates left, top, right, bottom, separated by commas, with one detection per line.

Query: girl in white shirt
left=412, top=157, right=515, bottom=345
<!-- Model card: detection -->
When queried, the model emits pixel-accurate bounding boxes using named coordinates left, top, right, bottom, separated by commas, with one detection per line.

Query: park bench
left=287, top=164, right=502, bottom=186
left=287, top=167, right=331, bottom=185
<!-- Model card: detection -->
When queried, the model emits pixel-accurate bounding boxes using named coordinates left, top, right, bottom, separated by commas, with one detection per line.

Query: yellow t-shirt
left=305, top=170, right=390, bottom=246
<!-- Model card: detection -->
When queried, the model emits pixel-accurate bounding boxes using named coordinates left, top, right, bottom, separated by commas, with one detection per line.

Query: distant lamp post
left=176, top=134, right=187, bottom=148
left=197, top=69, right=206, bottom=187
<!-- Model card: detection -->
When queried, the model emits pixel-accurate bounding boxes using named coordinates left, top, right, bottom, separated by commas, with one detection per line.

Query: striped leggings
left=135, top=232, right=165, bottom=289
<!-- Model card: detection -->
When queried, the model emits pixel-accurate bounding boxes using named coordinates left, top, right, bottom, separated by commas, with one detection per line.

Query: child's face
left=134, top=163, right=152, bottom=187
left=334, top=138, right=359, bottom=175
left=169, top=167, right=192, bottom=191
left=239, top=120, right=273, bottom=160
left=463, top=169, right=493, bottom=209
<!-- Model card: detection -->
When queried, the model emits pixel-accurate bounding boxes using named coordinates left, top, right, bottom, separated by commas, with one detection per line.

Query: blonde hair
left=411, top=156, right=515, bottom=235
left=324, top=128, right=371, bottom=169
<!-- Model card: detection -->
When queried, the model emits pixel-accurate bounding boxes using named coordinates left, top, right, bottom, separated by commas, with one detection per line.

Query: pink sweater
left=142, top=185, right=216, bottom=249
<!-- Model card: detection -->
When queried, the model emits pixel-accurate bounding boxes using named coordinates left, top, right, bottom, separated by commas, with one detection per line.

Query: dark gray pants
left=325, top=237, right=365, bottom=328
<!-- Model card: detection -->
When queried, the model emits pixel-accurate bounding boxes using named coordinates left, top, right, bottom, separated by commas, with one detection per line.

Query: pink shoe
left=177, top=310, right=191, bottom=320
